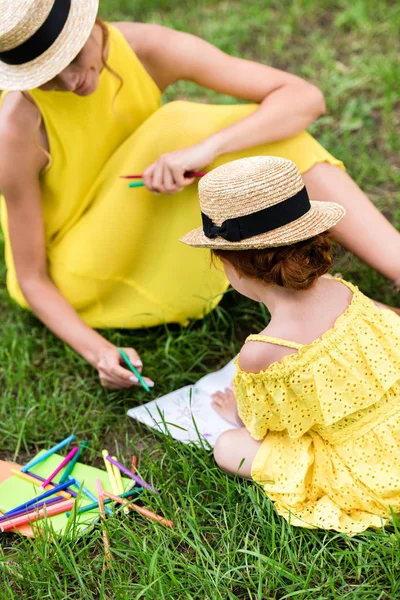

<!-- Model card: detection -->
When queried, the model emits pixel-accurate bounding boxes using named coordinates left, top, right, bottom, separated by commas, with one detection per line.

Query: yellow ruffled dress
left=0, top=24, right=343, bottom=328
left=234, top=280, right=400, bottom=534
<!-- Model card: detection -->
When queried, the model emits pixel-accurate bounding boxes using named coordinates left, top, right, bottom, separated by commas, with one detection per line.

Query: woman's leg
left=302, top=163, right=400, bottom=285
left=214, top=428, right=262, bottom=477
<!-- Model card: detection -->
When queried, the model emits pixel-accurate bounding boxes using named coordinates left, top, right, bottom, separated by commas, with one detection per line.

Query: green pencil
left=118, top=348, right=151, bottom=392
left=128, top=181, right=145, bottom=188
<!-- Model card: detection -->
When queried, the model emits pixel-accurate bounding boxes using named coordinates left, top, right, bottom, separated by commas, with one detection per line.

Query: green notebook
left=0, top=451, right=135, bottom=536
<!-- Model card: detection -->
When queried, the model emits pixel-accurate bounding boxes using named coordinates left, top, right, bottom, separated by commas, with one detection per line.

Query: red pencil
left=120, top=171, right=207, bottom=180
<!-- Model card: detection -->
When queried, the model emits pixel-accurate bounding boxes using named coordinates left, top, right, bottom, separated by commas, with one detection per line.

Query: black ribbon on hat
left=0, top=0, right=71, bottom=66
left=202, top=186, right=311, bottom=242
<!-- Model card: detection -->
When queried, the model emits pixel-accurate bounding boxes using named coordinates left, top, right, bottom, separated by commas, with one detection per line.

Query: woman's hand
left=97, top=346, right=154, bottom=390
left=142, top=138, right=218, bottom=194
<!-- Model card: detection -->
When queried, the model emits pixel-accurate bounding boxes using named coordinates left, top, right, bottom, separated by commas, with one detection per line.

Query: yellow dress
left=234, top=280, right=400, bottom=534
left=0, top=24, right=344, bottom=328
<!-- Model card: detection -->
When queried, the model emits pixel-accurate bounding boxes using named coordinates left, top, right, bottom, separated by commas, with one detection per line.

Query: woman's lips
left=75, top=72, right=89, bottom=93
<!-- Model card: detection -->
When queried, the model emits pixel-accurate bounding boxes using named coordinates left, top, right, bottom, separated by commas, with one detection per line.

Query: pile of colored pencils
left=1, top=435, right=173, bottom=563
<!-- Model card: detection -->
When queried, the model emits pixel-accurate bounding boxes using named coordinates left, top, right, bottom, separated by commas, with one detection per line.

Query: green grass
left=1, top=0, right=400, bottom=598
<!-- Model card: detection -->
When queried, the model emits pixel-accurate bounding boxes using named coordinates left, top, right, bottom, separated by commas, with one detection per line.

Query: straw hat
left=180, top=156, right=345, bottom=249
left=0, top=0, right=99, bottom=91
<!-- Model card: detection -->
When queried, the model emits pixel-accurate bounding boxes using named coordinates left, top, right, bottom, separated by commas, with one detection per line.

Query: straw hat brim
left=180, top=201, right=345, bottom=249
left=0, top=0, right=99, bottom=91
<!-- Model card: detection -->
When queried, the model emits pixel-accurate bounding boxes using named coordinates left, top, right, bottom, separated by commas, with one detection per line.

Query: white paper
left=127, top=358, right=239, bottom=447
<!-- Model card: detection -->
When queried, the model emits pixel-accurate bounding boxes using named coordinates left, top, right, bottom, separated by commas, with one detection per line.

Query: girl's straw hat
left=180, top=156, right=345, bottom=249
left=0, top=0, right=99, bottom=91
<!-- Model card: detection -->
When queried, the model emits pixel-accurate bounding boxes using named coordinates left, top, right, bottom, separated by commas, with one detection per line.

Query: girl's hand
left=97, top=346, right=154, bottom=390
left=142, top=139, right=218, bottom=194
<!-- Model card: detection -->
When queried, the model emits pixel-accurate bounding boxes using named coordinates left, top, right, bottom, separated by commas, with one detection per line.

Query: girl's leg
left=302, top=163, right=400, bottom=285
left=214, top=428, right=262, bottom=477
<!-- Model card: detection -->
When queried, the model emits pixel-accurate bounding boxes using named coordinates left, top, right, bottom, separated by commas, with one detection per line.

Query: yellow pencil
left=11, top=469, right=72, bottom=500
left=101, top=450, right=118, bottom=495
left=111, top=455, right=128, bottom=514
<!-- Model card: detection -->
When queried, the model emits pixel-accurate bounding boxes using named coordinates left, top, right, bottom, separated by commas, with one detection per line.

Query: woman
left=0, top=0, right=399, bottom=390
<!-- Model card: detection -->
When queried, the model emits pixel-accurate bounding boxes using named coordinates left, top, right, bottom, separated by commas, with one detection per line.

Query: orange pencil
left=102, top=490, right=173, bottom=528
left=95, top=479, right=111, bottom=567
left=0, top=499, right=74, bottom=532
left=131, top=456, right=138, bottom=475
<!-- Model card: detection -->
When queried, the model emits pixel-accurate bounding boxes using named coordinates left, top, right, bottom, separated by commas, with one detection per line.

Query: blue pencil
left=70, top=477, right=113, bottom=516
left=65, top=487, right=143, bottom=517
left=21, top=434, right=76, bottom=473
left=4, top=479, right=75, bottom=517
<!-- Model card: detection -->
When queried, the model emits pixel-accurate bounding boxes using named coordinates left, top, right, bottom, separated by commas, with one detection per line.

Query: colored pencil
left=105, top=455, right=159, bottom=494
left=71, top=478, right=112, bottom=516
left=112, top=457, right=124, bottom=495
left=0, top=496, right=64, bottom=523
left=128, top=181, right=144, bottom=188
left=111, top=455, right=128, bottom=515
left=59, top=440, right=88, bottom=484
left=95, top=479, right=111, bottom=566
left=21, top=434, right=76, bottom=472
left=11, top=469, right=74, bottom=499
left=131, top=456, right=138, bottom=474
left=118, top=348, right=150, bottom=393
left=0, top=500, right=74, bottom=533
left=4, top=480, right=75, bottom=517
left=41, top=446, right=79, bottom=489
left=121, top=171, right=207, bottom=179
left=66, top=487, right=143, bottom=517
left=102, top=450, right=119, bottom=495
left=102, top=491, right=173, bottom=528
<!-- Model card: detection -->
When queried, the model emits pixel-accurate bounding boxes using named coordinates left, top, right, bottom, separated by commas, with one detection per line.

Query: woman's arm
left=118, top=24, right=325, bottom=192
left=0, top=98, right=153, bottom=390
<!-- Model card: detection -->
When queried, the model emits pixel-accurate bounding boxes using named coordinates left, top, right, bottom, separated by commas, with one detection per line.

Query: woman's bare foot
left=211, top=388, right=242, bottom=426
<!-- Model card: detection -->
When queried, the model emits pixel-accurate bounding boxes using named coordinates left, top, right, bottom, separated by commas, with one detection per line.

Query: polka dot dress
left=234, top=280, right=400, bottom=534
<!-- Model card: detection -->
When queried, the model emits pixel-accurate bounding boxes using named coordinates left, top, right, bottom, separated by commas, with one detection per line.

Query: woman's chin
left=75, top=73, right=99, bottom=96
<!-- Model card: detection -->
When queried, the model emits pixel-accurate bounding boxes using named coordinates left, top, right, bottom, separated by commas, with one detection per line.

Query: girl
left=181, top=156, right=400, bottom=534
left=1, top=0, right=400, bottom=390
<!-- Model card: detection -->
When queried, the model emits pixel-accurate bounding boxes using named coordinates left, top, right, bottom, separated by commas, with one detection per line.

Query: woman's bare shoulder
left=0, top=92, right=41, bottom=156
left=111, top=22, right=165, bottom=54
left=0, top=93, right=45, bottom=185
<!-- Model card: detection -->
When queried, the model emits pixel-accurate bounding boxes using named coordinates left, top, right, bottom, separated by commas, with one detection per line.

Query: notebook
left=128, top=358, right=239, bottom=447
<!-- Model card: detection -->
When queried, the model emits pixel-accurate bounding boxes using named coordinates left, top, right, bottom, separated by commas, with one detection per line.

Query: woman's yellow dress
left=234, top=280, right=400, bottom=534
left=0, top=25, right=343, bottom=328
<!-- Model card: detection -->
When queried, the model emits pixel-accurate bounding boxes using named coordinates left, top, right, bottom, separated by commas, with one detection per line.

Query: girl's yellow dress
left=234, top=280, right=400, bottom=534
left=0, top=25, right=343, bottom=328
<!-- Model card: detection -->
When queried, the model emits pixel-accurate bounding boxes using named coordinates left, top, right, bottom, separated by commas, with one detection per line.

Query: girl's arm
left=119, top=23, right=325, bottom=192
left=0, top=97, right=153, bottom=390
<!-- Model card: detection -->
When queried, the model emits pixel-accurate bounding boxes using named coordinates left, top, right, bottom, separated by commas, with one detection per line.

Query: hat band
left=0, top=0, right=71, bottom=66
left=202, top=186, right=310, bottom=243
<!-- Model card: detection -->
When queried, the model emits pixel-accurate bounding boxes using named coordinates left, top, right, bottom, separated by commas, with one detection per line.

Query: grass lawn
left=1, top=0, right=400, bottom=598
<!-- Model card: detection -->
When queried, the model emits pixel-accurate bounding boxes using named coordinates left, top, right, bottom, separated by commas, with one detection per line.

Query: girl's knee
left=214, top=430, right=237, bottom=471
